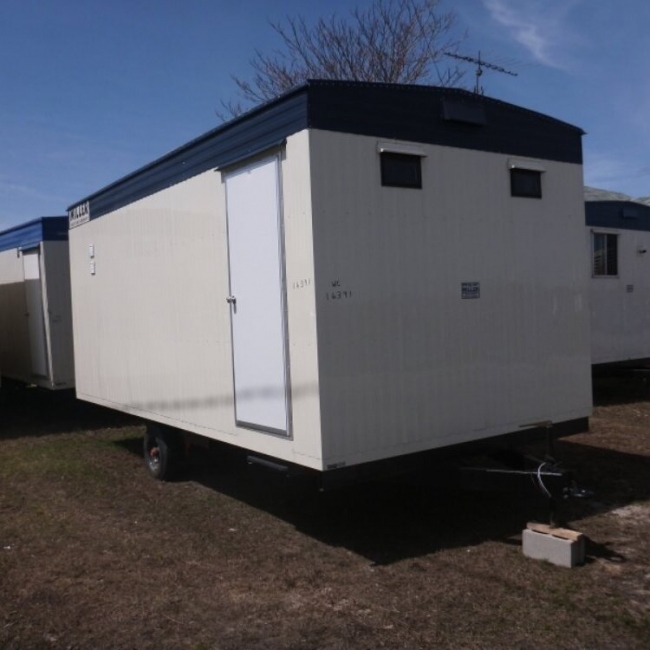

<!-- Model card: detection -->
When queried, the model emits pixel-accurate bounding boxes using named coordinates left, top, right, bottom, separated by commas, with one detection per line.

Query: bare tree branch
left=218, top=0, right=466, bottom=120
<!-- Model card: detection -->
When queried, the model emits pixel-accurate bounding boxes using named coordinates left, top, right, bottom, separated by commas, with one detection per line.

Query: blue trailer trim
left=585, top=201, right=650, bottom=233
left=68, top=80, right=584, bottom=226
left=70, top=91, right=309, bottom=223
left=307, top=82, right=583, bottom=164
left=0, top=216, right=68, bottom=254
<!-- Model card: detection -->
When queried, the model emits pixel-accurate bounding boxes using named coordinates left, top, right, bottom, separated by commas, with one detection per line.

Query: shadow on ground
left=592, top=367, right=650, bottom=405
left=4, top=372, right=649, bottom=565
left=116, top=430, right=646, bottom=566
left=0, top=381, right=139, bottom=439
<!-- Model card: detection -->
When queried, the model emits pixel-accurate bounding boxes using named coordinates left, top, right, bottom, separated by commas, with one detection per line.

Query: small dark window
left=510, top=168, right=542, bottom=198
left=593, top=233, right=618, bottom=277
left=381, top=153, right=422, bottom=189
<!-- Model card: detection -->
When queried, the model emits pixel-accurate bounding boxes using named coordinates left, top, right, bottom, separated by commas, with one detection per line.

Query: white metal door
left=22, top=249, right=49, bottom=377
left=225, top=157, right=289, bottom=435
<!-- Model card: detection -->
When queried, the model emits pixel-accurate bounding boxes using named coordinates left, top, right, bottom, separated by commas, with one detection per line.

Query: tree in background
left=221, top=0, right=465, bottom=118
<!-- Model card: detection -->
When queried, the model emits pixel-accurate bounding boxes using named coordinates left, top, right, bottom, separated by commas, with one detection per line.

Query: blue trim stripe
left=68, top=80, right=584, bottom=226
left=70, top=92, right=309, bottom=223
left=307, top=82, right=583, bottom=164
left=0, top=217, right=68, bottom=254
left=585, top=201, right=650, bottom=233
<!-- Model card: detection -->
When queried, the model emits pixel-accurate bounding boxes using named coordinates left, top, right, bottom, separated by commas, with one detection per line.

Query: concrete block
left=522, top=527, right=585, bottom=568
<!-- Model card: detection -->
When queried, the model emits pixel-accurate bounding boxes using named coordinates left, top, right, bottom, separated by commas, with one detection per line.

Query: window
left=510, top=168, right=542, bottom=198
left=380, top=152, right=422, bottom=189
left=593, top=233, right=618, bottom=277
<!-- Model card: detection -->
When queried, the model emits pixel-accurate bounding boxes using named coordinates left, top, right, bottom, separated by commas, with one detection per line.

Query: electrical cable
left=536, top=461, right=552, bottom=498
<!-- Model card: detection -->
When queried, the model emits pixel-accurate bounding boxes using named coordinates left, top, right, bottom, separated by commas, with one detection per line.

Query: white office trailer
left=586, top=189, right=650, bottom=365
left=67, top=81, right=592, bottom=482
left=0, top=217, right=74, bottom=389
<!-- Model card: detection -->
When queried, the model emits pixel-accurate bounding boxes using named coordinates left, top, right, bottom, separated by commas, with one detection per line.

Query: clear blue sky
left=1, top=0, right=648, bottom=230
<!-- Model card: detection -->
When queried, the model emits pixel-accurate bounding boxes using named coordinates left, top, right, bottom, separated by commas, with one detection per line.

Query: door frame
left=223, top=152, right=293, bottom=438
left=21, top=245, right=50, bottom=380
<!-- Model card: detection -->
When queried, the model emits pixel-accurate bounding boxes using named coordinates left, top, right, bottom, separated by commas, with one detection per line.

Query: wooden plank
left=526, top=522, right=584, bottom=542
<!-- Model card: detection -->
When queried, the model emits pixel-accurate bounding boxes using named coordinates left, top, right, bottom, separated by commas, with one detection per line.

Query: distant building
left=586, top=187, right=650, bottom=365
left=0, top=217, right=74, bottom=388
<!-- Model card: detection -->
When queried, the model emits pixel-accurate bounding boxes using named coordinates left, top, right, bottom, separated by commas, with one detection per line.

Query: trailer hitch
left=458, top=451, right=580, bottom=526
left=458, top=459, right=572, bottom=500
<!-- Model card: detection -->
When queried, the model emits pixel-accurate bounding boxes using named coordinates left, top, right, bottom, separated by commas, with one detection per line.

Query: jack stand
left=517, top=420, right=586, bottom=567
left=544, top=421, right=556, bottom=462
left=548, top=497, right=558, bottom=528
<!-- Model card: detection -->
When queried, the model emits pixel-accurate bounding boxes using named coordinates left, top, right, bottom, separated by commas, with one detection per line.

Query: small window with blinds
left=592, top=232, right=618, bottom=277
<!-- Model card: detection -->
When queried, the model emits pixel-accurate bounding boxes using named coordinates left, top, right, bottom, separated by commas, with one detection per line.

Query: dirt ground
left=1, top=374, right=649, bottom=649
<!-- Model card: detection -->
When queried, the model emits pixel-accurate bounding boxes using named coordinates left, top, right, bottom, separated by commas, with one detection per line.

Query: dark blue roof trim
left=68, top=80, right=584, bottom=225
left=0, top=217, right=68, bottom=254
left=307, top=82, right=583, bottom=164
left=70, top=92, right=308, bottom=222
left=442, top=97, right=487, bottom=125
left=586, top=201, right=650, bottom=233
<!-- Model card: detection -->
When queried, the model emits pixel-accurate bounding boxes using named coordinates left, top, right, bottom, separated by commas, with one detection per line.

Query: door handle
left=226, top=295, right=237, bottom=305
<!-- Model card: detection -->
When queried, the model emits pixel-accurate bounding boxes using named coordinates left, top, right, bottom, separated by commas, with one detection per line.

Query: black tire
left=143, top=423, right=183, bottom=481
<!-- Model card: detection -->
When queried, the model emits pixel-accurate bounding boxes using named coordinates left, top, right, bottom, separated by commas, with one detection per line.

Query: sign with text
left=461, top=282, right=480, bottom=299
left=68, top=202, right=90, bottom=229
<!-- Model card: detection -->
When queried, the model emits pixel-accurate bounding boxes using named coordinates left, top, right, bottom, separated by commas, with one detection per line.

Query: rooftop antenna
left=445, top=51, right=518, bottom=95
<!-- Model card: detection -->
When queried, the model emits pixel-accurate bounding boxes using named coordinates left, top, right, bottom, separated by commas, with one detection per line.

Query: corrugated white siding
left=282, top=133, right=323, bottom=461
left=308, top=130, right=592, bottom=467
left=589, top=228, right=650, bottom=364
left=70, top=131, right=322, bottom=468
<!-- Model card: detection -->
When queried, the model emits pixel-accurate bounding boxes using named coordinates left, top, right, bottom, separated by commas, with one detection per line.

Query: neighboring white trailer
left=0, top=217, right=74, bottom=389
left=67, top=81, right=592, bottom=481
left=586, top=194, right=650, bottom=365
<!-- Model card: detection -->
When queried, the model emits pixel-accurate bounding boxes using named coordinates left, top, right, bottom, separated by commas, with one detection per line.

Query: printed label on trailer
left=325, top=279, right=353, bottom=302
left=461, top=282, right=480, bottom=299
left=68, top=202, right=90, bottom=229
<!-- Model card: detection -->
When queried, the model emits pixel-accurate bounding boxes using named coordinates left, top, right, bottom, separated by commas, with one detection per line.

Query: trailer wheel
left=144, top=423, right=182, bottom=481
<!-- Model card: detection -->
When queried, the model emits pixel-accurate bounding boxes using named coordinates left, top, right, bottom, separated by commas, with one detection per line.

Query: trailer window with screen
left=510, top=168, right=542, bottom=198
left=381, top=152, right=422, bottom=189
left=592, top=232, right=618, bottom=277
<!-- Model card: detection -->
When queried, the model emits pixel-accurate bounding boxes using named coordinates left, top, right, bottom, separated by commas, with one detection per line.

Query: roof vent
left=442, top=98, right=486, bottom=125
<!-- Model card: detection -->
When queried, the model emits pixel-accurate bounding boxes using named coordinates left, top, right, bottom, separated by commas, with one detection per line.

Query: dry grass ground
left=1, top=375, right=649, bottom=649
